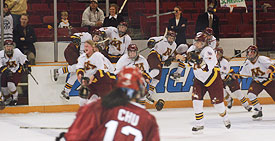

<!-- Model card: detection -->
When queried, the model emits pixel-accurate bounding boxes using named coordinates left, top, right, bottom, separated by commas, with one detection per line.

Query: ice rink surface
left=0, top=104, right=275, bottom=141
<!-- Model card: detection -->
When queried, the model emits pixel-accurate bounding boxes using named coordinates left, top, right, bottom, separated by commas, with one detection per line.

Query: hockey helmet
left=4, top=40, right=14, bottom=57
left=127, top=44, right=138, bottom=60
left=116, top=66, right=145, bottom=98
left=246, top=45, right=258, bottom=61
left=118, top=22, right=128, bottom=35
left=70, top=34, right=81, bottom=47
left=166, top=30, right=176, bottom=45
left=204, top=27, right=213, bottom=36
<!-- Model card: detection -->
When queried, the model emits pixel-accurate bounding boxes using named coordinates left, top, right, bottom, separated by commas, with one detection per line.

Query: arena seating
left=26, top=0, right=275, bottom=50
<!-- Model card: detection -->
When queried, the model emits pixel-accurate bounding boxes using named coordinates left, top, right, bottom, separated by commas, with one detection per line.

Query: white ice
left=0, top=105, right=275, bottom=141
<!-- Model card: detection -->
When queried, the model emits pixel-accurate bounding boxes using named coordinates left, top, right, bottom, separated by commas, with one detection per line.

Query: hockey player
left=146, top=30, right=177, bottom=111
left=177, top=34, right=231, bottom=132
left=99, top=21, right=131, bottom=63
left=76, top=40, right=115, bottom=106
left=203, top=27, right=217, bottom=49
left=238, top=45, right=275, bottom=120
left=0, top=40, right=30, bottom=106
left=0, top=3, right=13, bottom=41
left=215, top=47, right=252, bottom=111
left=53, top=29, right=104, bottom=101
left=62, top=66, right=160, bottom=141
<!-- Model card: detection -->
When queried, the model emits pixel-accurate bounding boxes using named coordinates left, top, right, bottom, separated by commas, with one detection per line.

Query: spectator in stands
left=58, top=11, right=71, bottom=28
left=168, top=6, right=187, bottom=45
left=81, top=0, right=104, bottom=29
left=195, top=3, right=220, bottom=45
left=103, top=4, right=124, bottom=27
left=0, top=2, right=13, bottom=41
left=5, top=0, right=27, bottom=28
left=13, top=14, right=37, bottom=65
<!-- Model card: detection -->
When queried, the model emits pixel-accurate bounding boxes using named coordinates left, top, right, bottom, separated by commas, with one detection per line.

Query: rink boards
left=1, top=58, right=274, bottom=113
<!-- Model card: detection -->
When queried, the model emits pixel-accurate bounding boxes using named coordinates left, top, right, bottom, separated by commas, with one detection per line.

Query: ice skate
left=170, top=72, right=181, bottom=81
left=0, top=100, right=5, bottom=110
left=223, top=119, right=231, bottom=129
left=244, top=105, right=252, bottom=112
left=4, top=97, right=12, bottom=106
left=9, top=100, right=18, bottom=106
left=60, top=89, right=70, bottom=101
left=252, top=109, right=263, bottom=120
left=53, top=69, right=59, bottom=81
left=155, top=99, right=165, bottom=111
left=227, top=97, right=234, bottom=109
left=192, top=126, right=204, bottom=134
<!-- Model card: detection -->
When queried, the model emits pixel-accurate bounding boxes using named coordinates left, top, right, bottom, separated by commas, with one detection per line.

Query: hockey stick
left=229, top=48, right=248, bottom=60
left=146, top=11, right=176, bottom=18
left=26, top=70, right=39, bottom=85
left=138, top=28, right=168, bottom=53
left=226, top=73, right=275, bottom=80
left=118, top=0, right=128, bottom=14
left=20, top=126, right=68, bottom=130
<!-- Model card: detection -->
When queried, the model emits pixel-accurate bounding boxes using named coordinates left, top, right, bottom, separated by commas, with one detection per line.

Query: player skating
left=145, top=30, right=177, bottom=111
left=61, top=66, right=160, bottom=141
left=177, top=34, right=231, bottom=132
left=215, top=47, right=252, bottom=111
left=238, top=45, right=275, bottom=120
left=99, top=21, right=131, bottom=63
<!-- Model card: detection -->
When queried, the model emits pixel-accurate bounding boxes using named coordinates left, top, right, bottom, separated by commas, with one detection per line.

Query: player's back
left=89, top=101, right=159, bottom=141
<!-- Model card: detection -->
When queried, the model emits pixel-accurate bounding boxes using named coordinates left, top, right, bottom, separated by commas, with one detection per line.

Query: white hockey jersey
left=0, top=48, right=27, bottom=73
left=149, top=36, right=177, bottom=61
left=115, top=54, right=150, bottom=76
left=76, top=52, right=114, bottom=77
left=73, top=32, right=93, bottom=55
left=218, top=57, right=230, bottom=80
left=99, top=27, right=131, bottom=56
left=240, top=56, right=274, bottom=83
left=188, top=46, right=218, bottom=84
left=0, top=14, right=13, bottom=41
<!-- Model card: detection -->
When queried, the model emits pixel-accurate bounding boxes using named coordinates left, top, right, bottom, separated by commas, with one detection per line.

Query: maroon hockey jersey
left=65, top=99, right=160, bottom=141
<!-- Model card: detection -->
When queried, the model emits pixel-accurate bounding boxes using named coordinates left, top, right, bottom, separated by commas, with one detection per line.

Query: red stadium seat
left=220, top=25, right=240, bottom=38
left=34, top=28, right=53, bottom=41
left=43, top=16, right=54, bottom=25
left=238, top=24, right=253, bottom=37
left=232, top=7, right=247, bottom=13
left=242, top=13, right=253, bottom=24
left=226, top=13, right=242, bottom=24
left=216, top=7, right=230, bottom=13
left=50, top=3, right=69, bottom=11
left=186, top=25, right=195, bottom=39
left=28, top=16, right=42, bottom=27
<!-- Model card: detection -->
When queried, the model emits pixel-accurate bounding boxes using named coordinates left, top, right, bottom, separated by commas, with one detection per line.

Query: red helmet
left=119, top=21, right=128, bottom=27
left=92, top=29, right=102, bottom=36
left=127, top=44, right=138, bottom=52
left=215, top=46, right=223, bottom=55
left=246, top=45, right=258, bottom=61
left=166, top=30, right=176, bottom=38
left=4, top=40, right=14, bottom=46
left=116, top=66, right=145, bottom=92
left=204, top=27, right=213, bottom=36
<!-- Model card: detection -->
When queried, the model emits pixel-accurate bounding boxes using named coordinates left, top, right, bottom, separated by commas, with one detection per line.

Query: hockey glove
left=147, top=39, right=156, bottom=48
left=23, top=61, right=32, bottom=73
left=224, top=75, right=234, bottom=86
left=78, top=77, right=90, bottom=99
left=164, top=57, right=174, bottom=66
left=186, top=51, right=202, bottom=65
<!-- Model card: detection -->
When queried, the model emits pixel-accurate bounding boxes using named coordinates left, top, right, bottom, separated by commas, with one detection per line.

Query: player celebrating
left=0, top=40, right=30, bottom=106
left=99, top=21, right=131, bottom=63
left=73, top=32, right=93, bottom=54
left=62, top=66, right=160, bottom=141
left=53, top=29, right=105, bottom=101
left=215, top=47, right=252, bottom=111
left=146, top=30, right=177, bottom=111
left=76, top=40, right=115, bottom=106
left=239, top=45, right=275, bottom=120
left=178, top=34, right=231, bottom=132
